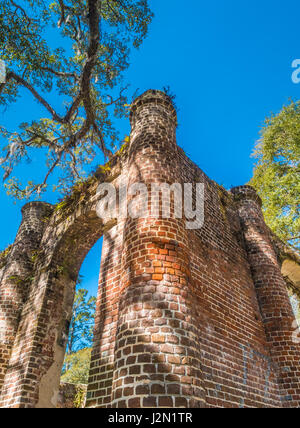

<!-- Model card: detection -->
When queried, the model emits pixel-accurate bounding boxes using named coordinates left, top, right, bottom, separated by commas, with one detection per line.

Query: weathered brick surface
left=0, top=90, right=299, bottom=408
left=109, top=92, right=206, bottom=409
left=0, top=202, right=53, bottom=397
left=87, top=221, right=125, bottom=408
left=57, top=383, right=87, bottom=408
left=231, top=186, right=300, bottom=407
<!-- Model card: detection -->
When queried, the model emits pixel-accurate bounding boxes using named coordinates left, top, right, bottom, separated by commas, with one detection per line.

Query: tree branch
left=57, top=0, right=66, bottom=28
left=3, top=1, right=103, bottom=139
left=0, top=71, right=13, bottom=95
left=4, top=70, right=82, bottom=126
left=9, top=71, right=66, bottom=123
left=9, top=0, right=36, bottom=24
left=93, top=122, right=112, bottom=158
left=39, top=66, right=78, bottom=80
left=1, top=0, right=147, bottom=198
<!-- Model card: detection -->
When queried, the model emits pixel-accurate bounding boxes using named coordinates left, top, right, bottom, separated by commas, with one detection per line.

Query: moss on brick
left=0, top=244, right=13, bottom=269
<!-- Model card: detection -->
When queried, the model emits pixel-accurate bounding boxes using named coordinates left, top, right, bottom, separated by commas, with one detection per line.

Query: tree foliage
left=61, top=347, right=91, bottom=384
left=66, top=285, right=96, bottom=355
left=61, top=281, right=96, bottom=384
left=250, top=100, right=300, bottom=250
left=0, top=0, right=153, bottom=198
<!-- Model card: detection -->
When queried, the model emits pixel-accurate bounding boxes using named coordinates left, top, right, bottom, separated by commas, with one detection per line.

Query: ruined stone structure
left=0, top=90, right=299, bottom=408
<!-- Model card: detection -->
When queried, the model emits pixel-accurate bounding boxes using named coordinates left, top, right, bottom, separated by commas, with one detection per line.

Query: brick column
left=0, top=202, right=53, bottom=395
left=231, top=185, right=300, bottom=408
left=86, top=221, right=125, bottom=408
left=111, top=90, right=207, bottom=408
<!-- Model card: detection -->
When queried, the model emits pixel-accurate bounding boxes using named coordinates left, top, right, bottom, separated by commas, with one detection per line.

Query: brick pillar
left=231, top=185, right=300, bottom=408
left=111, top=90, right=207, bottom=408
left=0, top=202, right=53, bottom=395
left=86, top=221, right=125, bottom=408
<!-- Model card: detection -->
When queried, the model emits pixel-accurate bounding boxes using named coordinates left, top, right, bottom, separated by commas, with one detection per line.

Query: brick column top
left=231, top=185, right=262, bottom=207
left=21, top=201, right=53, bottom=216
left=129, top=89, right=177, bottom=127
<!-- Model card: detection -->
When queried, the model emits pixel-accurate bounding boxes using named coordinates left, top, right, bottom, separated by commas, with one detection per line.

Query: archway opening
left=57, top=238, right=103, bottom=408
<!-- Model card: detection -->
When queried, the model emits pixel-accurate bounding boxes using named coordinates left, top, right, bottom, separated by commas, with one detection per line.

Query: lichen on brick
left=0, top=245, right=12, bottom=269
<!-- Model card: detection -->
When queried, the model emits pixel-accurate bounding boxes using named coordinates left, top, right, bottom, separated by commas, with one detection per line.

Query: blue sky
left=1, top=0, right=300, bottom=297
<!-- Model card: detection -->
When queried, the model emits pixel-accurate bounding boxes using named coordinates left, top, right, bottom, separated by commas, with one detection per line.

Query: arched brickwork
left=0, top=90, right=299, bottom=408
left=0, top=162, right=123, bottom=407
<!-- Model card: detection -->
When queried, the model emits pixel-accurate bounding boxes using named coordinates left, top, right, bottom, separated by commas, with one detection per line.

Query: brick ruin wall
left=0, top=90, right=299, bottom=408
